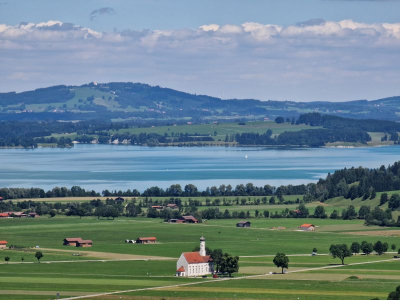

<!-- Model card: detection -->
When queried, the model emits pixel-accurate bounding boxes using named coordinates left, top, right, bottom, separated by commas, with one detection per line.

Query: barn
left=299, top=224, right=315, bottom=231
left=76, top=240, right=93, bottom=247
left=63, top=238, right=83, bottom=246
left=136, top=237, right=157, bottom=244
left=236, top=221, right=251, bottom=228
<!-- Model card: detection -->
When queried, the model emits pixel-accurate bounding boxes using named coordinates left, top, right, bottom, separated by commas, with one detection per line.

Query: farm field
left=11, top=190, right=400, bottom=219
left=0, top=216, right=400, bottom=299
left=47, top=121, right=319, bottom=142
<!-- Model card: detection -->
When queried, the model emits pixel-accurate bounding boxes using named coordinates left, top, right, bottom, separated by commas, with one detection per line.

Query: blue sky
left=1, top=0, right=400, bottom=101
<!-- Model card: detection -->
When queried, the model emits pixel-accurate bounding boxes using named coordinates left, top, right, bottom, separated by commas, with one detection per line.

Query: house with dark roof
left=76, top=240, right=93, bottom=247
left=176, top=236, right=213, bottom=277
left=136, top=237, right=157, bottom=244
left=64, top=237, right=93, bottom=247
left=29, top=212, right=40, bottom=218
left=115, top=197, right=125, bottom=203
left=236, top=221, right=251, bottom=228
left=63, top=238, right=83, bottom=246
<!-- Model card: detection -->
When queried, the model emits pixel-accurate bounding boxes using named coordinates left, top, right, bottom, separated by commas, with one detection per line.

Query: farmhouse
left=76, top=240, right=93, bottom=247
left=115, top=197, right=125, bottom=203
left=180, top=215, right=198, bottom=223
left=299, top=224, right=315, bottom=231
left=29, top=212, right=40, bottom=218
left=236, top=221, right=251, bottom=227
left=166, top=203, right=178, bottom=209
left=0, top=213, right=9, bottom=218
left=63, top=238, right=83, bottom=246
left=176, top=236, right=213, bottom=277
left=168, top=219, right=185, bottom=223
left=151, top=205, right=164, bottom=210
left=0, top=241, right=7, bottom=249
left=136, top=237, right=157, bottom=244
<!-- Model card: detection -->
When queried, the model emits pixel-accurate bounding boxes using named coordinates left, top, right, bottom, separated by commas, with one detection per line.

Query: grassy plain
left=1, top=215, right=400, bottom=299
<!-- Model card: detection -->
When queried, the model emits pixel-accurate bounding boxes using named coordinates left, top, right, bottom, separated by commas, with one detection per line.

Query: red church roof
left=183, top=252, right=211, bottom=264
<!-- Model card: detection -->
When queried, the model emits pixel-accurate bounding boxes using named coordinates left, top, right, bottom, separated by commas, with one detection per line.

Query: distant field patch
left=344, top=230, right=400, bottom=237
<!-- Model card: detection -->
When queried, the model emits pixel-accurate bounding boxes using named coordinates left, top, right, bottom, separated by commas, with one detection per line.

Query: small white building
left=176, top=236, right=213, bottom=277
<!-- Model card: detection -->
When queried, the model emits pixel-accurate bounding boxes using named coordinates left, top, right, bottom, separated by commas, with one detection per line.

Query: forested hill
left=1, top=82, right=400, bottom=121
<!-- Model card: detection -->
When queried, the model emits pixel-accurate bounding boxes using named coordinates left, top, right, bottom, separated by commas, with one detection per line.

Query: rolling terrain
left=1, top=82, right=400, bottom=122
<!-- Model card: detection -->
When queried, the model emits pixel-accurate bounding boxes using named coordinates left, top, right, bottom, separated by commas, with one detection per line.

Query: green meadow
left=1, top=215, right=400, bottom=299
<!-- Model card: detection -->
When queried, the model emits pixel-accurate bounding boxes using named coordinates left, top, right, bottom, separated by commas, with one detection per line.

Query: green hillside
left=2, top=82, right=400, bottom=122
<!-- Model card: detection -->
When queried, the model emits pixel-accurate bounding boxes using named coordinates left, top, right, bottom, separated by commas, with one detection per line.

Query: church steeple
left=199, top=236, right=206, bottom=256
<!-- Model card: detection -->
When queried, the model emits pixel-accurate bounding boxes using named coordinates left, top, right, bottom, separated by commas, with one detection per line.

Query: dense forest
left=2, top=111, right=400, bottom=147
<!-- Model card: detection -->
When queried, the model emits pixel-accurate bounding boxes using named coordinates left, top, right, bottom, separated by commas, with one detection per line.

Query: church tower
left=199, top=236, right=206, bottom=256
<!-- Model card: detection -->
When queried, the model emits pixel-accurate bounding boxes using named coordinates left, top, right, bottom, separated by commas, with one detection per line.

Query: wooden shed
left=136, top=237, right=157, bottom=244
left=236, top=221, right=251, bottom=228
left=76, top=240, right=93, bottom=247
left=299, top=224, right=315, bottom=231
left=63, top=238, right=83, bottom=246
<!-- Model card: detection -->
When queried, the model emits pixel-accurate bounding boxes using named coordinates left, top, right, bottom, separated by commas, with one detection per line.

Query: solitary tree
left=392, top=244, right=397, bottom=251
left=219, top=253, right=239, bottom=277
left=312, top=248, right=317, bottom=253
left=329, top=244, right=352, bottom=265
left=5, top=256, right=10, bottom=264
left=373, top=241, right=384, bottom=255
left=350, top=242, right=361, bottom=255
left=35, top=251, right=43, bottom=263
left=273, top=253, right=289, bottom=274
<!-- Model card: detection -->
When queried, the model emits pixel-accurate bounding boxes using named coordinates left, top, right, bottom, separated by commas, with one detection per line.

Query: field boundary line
left=63, top=257, right=400, bottom=300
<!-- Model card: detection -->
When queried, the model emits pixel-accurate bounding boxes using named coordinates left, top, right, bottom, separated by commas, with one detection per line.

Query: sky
left=1, top=0, right=400, bottom=102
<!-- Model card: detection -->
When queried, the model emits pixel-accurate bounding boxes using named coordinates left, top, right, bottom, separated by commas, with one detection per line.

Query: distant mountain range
left=0, top=82, right=399, bottom=122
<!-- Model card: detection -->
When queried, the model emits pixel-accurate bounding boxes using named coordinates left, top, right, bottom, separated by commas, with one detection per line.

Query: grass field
left=110, top=121, right=317, bottom=141
left=1, top=215, right=400, bottom=299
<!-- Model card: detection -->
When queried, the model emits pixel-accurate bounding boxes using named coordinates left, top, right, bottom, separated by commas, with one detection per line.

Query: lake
left=1, top=144, right=399, bottom=192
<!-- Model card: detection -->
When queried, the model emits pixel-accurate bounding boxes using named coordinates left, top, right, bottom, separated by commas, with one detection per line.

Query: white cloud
left=1, top=19, right=400, bottom=101
left=199, top=24, right=219, bottom=32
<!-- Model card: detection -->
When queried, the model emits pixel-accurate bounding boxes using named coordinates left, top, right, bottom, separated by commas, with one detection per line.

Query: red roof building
left=180, top=216, right=198, bottom=223
left=0, top=240, right=7, bottom=249
left=136, top=237, right=157, bottom=244
left=299, top=224, right=315, bottom=231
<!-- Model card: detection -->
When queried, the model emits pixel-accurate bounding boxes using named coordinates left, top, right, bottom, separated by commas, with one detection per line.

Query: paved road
left=63, top=257, right=400, bottom=300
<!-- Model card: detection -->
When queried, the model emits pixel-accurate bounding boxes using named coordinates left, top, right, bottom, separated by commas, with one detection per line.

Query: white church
left=176, top=236, right=214, bottom=277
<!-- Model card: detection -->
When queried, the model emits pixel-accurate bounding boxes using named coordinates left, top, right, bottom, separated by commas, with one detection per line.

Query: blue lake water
left=0, top=144, right=399, bottom=191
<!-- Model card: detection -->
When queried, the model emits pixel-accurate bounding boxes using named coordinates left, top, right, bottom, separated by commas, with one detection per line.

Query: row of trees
left=330, top=241, right=397, bottom=265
